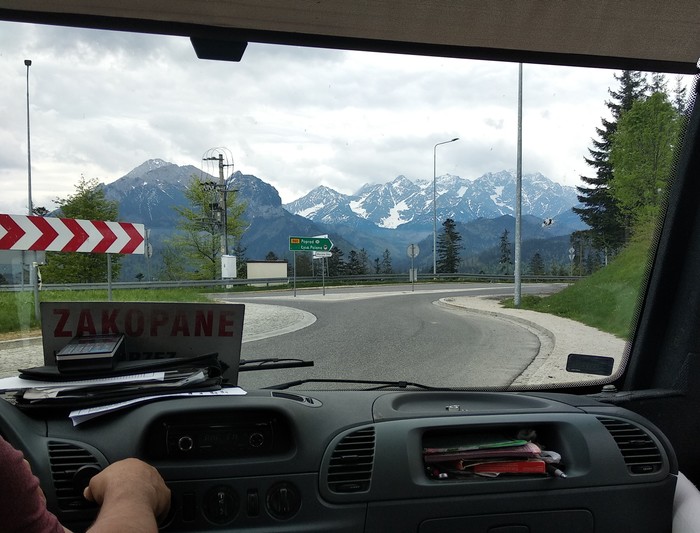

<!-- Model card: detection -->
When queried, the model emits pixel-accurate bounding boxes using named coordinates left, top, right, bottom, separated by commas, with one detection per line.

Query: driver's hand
left=83, top=458, right=171, bottom=522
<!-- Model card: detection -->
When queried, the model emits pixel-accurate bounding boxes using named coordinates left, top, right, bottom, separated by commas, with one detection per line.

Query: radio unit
left=164, top=420, right=274, bottom=458
left=145, top=409, right=293, bottom=460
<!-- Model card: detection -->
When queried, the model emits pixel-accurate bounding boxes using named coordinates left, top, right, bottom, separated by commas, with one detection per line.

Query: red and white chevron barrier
left=0, top=214, right=145, bottom=254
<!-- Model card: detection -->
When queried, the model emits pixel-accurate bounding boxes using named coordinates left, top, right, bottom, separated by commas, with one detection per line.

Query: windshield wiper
left=262, top=378, right=445, bottom=391
left=238, top=358, right=314, bottom=372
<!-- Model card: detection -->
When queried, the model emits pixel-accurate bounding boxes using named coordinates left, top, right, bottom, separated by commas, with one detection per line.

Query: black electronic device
left=164, top=420, right=275, bottom=459
left=55, top=334, right=125, bottom=373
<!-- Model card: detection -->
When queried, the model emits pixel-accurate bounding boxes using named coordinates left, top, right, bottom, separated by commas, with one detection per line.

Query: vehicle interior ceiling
left=3, top=0, right=700, bottom=515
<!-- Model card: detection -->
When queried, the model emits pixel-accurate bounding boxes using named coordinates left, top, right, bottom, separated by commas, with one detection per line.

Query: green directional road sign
left=289, top=236, right=333, bottom=252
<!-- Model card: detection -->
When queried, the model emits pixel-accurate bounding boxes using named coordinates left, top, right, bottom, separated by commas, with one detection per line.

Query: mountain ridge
left=100, top=159, right=585, bottom=279
left=284, top=169, right=579, bottom=231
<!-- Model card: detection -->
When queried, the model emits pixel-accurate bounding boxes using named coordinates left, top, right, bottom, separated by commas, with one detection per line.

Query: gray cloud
left=0, top=21, right=693, bottom=215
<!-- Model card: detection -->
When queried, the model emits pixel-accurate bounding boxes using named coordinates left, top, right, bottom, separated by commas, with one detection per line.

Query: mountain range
left=101, top=159, right=586, bottom=280
left=284, top=170, right=579, bottom=230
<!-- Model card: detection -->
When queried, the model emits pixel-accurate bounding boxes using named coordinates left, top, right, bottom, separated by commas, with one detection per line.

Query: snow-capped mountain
left=98, top=159, right=585, bottom=280
left=284, top=170, right=579, bottom=231
left=104, top=158, right=205, bottom=227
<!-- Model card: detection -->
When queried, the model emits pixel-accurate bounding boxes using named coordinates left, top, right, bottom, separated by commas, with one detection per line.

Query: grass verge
left=0, top=287, right=212, bottom=336
left=504, top=225, right=655, bottom=339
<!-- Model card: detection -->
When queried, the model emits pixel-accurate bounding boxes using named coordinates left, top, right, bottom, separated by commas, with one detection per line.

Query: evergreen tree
left=358, top=248, right=369, bottom=275
left=498, top=229, right=512, bottom=275
left=295, top=252, right=313, bottom=276
left=570, top=230, right=596, bottom=276
left=42, top=176, right=121, bottom=283
left=380, top=249, right=393, bottom=274
left=529, top=252, right=545, bottom=276
left=346, top=250, right=361, bottom=275
left=573, top=70, right=647, bottom=256
left=649, top=73, right=668, bottom=94
left=436, top=218, right=462, bottom=273
left=265, top=251, right=279, bottom=261
left=232, top=242, right=248, bottom=278
left=327, top=246, right=344, bottom=276
left=673, top=75, right=688, bottom=115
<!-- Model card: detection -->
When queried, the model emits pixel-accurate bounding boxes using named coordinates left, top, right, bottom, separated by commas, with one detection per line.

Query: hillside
left=516, top=225, right=656, bottom=339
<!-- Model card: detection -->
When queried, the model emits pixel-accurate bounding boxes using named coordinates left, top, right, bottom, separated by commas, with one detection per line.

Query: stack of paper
left=0, top=364, right=245, bottom=426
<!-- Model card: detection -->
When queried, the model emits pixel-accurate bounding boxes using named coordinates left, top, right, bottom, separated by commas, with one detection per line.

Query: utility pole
left=203, top=150, right=236, bottom=280
left=216, top=153, right=226, bottom=257
left=203, top=153, right=233, bottom=256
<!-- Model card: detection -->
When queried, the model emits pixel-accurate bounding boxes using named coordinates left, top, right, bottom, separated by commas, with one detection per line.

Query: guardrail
left=0, top=273, right=581, bottom=292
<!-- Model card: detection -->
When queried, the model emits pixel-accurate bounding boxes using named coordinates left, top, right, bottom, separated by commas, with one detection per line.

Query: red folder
left=472, top=459, right=546, bottom=475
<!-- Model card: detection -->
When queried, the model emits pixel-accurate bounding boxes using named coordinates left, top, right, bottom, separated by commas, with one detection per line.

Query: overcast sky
left=0, top=21, right=692, bottom=215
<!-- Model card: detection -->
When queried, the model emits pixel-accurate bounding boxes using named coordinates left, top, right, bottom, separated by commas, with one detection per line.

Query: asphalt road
left=221, top=283, right=558, bottom=390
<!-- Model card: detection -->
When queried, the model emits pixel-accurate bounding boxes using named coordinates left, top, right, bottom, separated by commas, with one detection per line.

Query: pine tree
left=380, top=249, right=393, bottom=274
left=573, top=70, right=647, bottom=258
left=358, top=248, right=369, bottom=275
left=673, top=75, right=688, bottom=115
left=232, top=242, right=247, bottom=278
left=498, top=229, right=512, bottom=275
left=529, top=252, right=545, bottom=276
left=295, top=252, right=313, bottom=276
left=346, top=250, right=361, bottom=275
left=436, top=218, right=462, bottom=273
left=327, top=246, right=344, bottom=276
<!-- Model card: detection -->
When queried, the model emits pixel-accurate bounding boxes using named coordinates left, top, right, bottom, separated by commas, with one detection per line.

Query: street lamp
left=25, top=59, right=33, bottom=216
left=433, top=137, right=459, bottom=276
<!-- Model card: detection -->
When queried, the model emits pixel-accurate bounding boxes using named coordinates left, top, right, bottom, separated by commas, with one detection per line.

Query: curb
left=437, top=297, right=557, bottom=386
left=0, top=337, right=42, bottom=349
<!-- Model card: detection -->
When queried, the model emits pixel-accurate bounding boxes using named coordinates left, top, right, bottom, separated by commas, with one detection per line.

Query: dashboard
left=0, top=389, right=677, bottom=532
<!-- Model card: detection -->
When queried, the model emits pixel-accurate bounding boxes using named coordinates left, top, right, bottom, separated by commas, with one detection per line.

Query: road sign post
left=407, top=244, right=420, bottom=291
left=313, top=250, right=332, bottom=296
left=290, top=236, right=334, bottom=297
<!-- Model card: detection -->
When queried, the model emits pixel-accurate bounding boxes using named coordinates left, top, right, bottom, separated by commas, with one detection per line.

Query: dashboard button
left=203, top=485, right=239, bottom=525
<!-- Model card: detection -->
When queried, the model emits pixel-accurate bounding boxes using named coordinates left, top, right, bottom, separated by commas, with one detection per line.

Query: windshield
left=0, top=21, right=694, bottom=391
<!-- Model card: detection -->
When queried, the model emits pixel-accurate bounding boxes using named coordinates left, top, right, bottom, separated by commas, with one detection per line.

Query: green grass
left=0, top=288, right=213, bottom=334
left=505, top=225, right=656, bottom=339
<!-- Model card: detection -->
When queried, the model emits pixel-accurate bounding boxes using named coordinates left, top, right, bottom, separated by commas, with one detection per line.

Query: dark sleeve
left=0, top=435, right=64, bottom=533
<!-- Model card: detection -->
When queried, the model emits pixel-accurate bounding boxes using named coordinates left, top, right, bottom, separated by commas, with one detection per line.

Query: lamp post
left=514, top=63, right=523, bottom=307
left=25, top=59, right=41, bottom=320
left=25, top=59, right=33, bottom=215
left=433, top=137, right=459, bottom=276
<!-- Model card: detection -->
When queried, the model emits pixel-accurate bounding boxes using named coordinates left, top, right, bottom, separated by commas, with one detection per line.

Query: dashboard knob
left=266, top=481, right=301, bottom=519
left=73, top=464, right=102, bottom=494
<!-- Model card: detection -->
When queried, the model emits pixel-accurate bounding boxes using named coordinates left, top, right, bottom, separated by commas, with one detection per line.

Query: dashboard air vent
left=327, top=427, right=375, bottom=493
left=598, top=418, right=663, bottom=474
left=48, top=441, right=99, bottom=510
